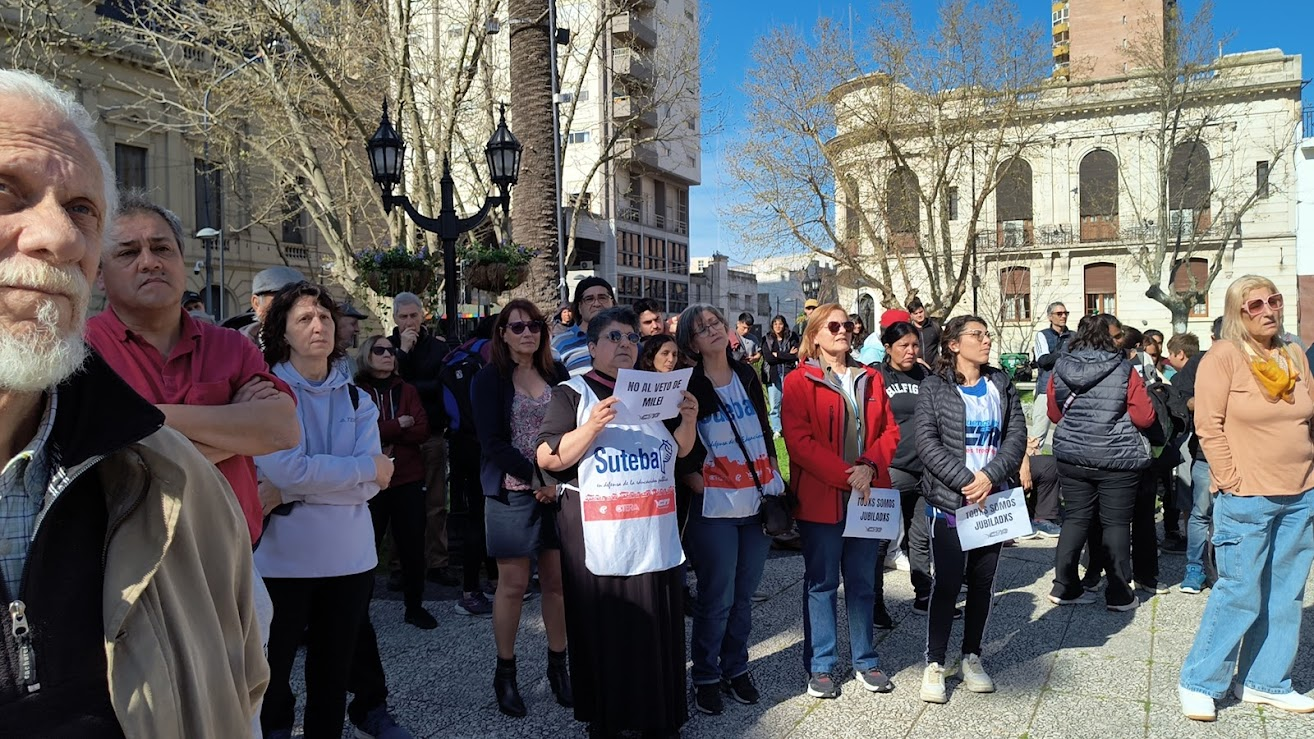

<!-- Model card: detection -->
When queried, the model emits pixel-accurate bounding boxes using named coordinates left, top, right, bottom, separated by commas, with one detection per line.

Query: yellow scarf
left=1244, top=342, right=1299, bottom=403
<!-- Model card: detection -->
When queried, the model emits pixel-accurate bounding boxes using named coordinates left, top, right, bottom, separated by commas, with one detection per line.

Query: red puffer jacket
left=360, top=375, right=430, bottom=487
left=782, top=359, right=900, bottom=524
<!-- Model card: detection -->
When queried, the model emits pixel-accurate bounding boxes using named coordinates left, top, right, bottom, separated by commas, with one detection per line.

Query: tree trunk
left=508, top=0, right=560, bottom=308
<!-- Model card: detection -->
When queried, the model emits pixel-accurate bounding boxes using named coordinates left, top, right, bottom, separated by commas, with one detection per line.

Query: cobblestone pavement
left=290, top=537, right=1314, bottom=738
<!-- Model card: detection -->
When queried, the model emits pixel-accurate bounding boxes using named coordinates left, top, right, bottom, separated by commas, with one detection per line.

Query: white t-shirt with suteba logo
left=696, top=375, right=785, bottom=517
left=958, top=377, right=1002, bottom=474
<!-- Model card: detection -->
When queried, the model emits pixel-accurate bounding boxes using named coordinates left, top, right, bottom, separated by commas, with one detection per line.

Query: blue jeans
left=685, top=509, right=771, bottom=685
left=798, top=518, right=881, bottom=675
left=1179, top=490, right=1314, bottom=697
left=767, top=383, right=783, bottom=434
left=1185, top=461, right=1213, bottom=576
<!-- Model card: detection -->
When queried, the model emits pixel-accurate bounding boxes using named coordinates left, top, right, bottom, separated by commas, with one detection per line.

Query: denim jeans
left=685, top=509, right=771, bottom=685
left=1186, top=461, right=1214, bottom=577
left=1179, top=490, right=1314, bottom=697
left=798, top=518, right=881, bottom=675
left=767, top=382, right=783, bottom=434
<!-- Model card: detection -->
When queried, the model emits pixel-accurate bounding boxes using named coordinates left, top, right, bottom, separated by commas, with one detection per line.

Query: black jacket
left=912, top=367, right=1026, bottom=513
left=0, top=353, right=164, bottom=736
left=684, top=358, right=777, bottom=475
left=917, top=319, right=943, bottom=365
left=390, top=326, right=451, bottom=429
left=877, top=362, right=928, bottom=473
left=470, top=361, right=569, bottom=499
left=762, top=332, right=800, bottom=386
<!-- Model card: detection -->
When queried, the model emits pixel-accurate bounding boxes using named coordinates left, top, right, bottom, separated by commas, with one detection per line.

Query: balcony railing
left=612, top=13, right=656, bottom=49
left=977, top=212, right=1236, bottom=250
left=612, top=95, right=659, bottom=129
left=612, top=48, right=654, bottom=85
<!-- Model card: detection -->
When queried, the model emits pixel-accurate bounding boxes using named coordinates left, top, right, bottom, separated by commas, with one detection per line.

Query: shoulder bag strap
left=710, top=390, right=767, bottom=498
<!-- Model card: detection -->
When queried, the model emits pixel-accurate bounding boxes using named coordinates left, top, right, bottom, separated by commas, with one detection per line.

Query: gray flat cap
left=252, top=266, right=307, bottom=295
left=338, top=302, right=368, bottom=319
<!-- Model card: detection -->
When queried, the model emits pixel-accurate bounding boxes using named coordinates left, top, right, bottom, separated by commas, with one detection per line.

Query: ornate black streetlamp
left=366, top=100, right=522, bottom=338
left=802, top=275, right=822, bottom=301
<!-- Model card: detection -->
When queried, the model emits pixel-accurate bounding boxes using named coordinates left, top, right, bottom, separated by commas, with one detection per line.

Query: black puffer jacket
left=913, top=366, right=1026, bottom=513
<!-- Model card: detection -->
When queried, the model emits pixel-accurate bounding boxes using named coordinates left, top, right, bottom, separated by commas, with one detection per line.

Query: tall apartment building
left=424, top=0, right=701, bottom=315
left=1053, top=0, right=1173, bottom=81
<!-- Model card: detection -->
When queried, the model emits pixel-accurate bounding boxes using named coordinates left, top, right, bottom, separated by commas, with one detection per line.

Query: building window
left=1173, top=257, right=1210, bottom=317
left=618, top=230, right=642, bottom=269
left=1169, top=140, right=1212, bottom=236
left=566, top=131, right=591, bottom=144
left=669, top=281, right=688, bottom=313
left=843, top=176, right=861, bottom=241
left=115, top=144, right=147, bottom=190
left=1257, top=161, right=1270, bottom=198
left=1084, top=262, right=1117, bottom=315
left=999, top=267, right=1031, bottom=322
left=667, top=241, right=688, bottom=274
left=577, top=89, right=590, bottom=102
left=948, top=186, right=959, bottom=221
left=645, top=236, right=666, bottom=271
left=886, top=167, right=920, bottom=249
left=995, top=157, right=1033, bottom=248
left=194, top=159, right=221, bottom=232
left=282, top=179, right=308, bottom=244
left=617, top=274, right=642, bottom=304
left=1078, top=149, right=1119, bottom=242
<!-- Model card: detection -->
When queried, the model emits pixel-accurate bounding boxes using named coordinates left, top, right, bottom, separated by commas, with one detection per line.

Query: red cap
left=880, top=309, right=912, bottom=329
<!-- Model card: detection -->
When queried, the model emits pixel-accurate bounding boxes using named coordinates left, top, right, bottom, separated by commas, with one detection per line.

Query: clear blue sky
left=690, top=0, right=1312, bottom=260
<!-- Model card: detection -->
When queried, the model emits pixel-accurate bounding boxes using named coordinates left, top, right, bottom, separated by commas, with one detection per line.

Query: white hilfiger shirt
left=562, top=376, right=685, bottom=577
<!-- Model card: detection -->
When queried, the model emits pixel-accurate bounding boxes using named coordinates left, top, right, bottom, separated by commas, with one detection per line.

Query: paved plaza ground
left=292, top=536, right=1314, bottom=738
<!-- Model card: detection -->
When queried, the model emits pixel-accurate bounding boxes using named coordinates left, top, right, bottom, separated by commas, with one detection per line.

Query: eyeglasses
left=826, top=321, right=856, bottom=335
left=580, top=293, right=613, bottom=305
left=804, top=306, right=816, bottom=311
left=370, top=345, right=397, bottom=356
left=602, top=330, right=642, bottom=345
left=959, top=329, right=993, bottom=342
left=1244, top=293, right=1283, bottom=317
left=694, top=318, right=725, bottom=337
left=1051, top=311, right=1070, bottom=317
left=506, top=320, right=544, bottom=335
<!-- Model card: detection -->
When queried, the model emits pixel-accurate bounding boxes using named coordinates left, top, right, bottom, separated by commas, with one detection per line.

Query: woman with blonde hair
left=782, top=303, right=900, bottom=700
left=1178, top=275, right=1314, bottom=721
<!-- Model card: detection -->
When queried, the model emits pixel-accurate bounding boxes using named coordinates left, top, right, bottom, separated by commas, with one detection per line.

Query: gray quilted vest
left=1051, top=349, right=1151, bottom=471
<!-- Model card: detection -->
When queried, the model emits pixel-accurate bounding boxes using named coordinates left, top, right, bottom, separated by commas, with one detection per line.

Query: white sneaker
left=1179, top=686, right=1216, bottom=721
left=886, top=550, right=910, bottom=572
left=1048, top=592, right=1097, bottom=606
left=1233, top=684, right=1314, bottom=713
left=921, top=662, right=951, bottom=704
left=959, top=654, right=996, bottom=693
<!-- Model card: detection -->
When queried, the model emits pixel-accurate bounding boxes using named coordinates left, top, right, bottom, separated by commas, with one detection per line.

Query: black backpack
left=439, top=339, right=489, bottom=437
left=1144, top=381, right=1188, bottom=451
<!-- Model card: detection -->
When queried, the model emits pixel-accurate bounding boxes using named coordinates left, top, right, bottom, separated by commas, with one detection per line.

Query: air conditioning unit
left=578, top=260, right=595, bottom=270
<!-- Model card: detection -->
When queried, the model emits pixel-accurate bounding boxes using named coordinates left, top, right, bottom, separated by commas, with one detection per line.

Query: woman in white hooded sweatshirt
left=254, top=282, right=394, bottom=739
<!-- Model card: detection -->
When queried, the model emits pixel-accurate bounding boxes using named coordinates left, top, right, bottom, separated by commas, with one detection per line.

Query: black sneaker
left=722, top=673, right=760, bottom=705
left=426, top=567, right=460, bottom=586
left=873, top=601, right=894, bottom=629
left=1160, top=534, right=1187, bottom=553
left=693, top=683, right=723, bottom=714
left=807, top=672, right=839, bottom=699
left=404, top=606, right=437, bottom=630
left=911, top=597, right=962, bottom=619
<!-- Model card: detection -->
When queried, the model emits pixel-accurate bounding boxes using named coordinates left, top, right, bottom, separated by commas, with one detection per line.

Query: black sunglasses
left=371, top=345, right=397, bottom=356
left=506, top=320, right=545, bottom=335
left=826, top=321, right=856, bottom=335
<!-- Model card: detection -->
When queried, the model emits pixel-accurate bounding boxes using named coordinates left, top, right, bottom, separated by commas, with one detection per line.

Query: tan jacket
left=97, top=426, right=268, bottom=737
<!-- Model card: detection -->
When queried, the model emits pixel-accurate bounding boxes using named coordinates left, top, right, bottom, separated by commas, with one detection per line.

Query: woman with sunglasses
left=471, top=300, right=573, bottom=717
left=536, top=306, right=699, bottom=739
left=354, top=335, right=435, bottom=630
left=1045, top=313, right=1157, bottom=615
left=913, top=315, right=1025, bottom=704
left=782, top=304, right=900, bottom=700
left=639, top=333, right=684, bottom=373
left=1178, top=277, right=1314, bottom=721
left=675, top=304, right=782, bottom=715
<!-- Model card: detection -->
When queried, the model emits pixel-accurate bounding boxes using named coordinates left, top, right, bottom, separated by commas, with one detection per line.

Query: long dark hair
left=261, top=281, right=346, bottom=367
left=489, top=299, right=555, bottom=378
left=932, top=315, right=988, bottom=385
left=769, top=314, right=791, bottom=339
left=638, top=334, right=681, bottom=371
left=1068, top=313, right=1123, bottom=354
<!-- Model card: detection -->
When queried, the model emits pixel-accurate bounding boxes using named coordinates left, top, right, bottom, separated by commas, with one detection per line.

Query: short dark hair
left=1143, top=329, right=1164, bottom=344
left=737, top=312, right=754, bottom=326
left=1211, top=316, right=1223, bottom=340
left=1121, top=326, right=1143, bottom=351
left=880, top=321, right=919, bottom=349
left=572, top=276, right=615, bottom=316
left=586, top=306, right=638, bottom=344
left=906, top=297, right=925, bottom=312
left=490, top=300, right=553, bottom=378
left=633, top=298, right=661, bottom=316
left=1069, top=313, right=1122, bottom=354
left=261, top=281, right=347, bottom=367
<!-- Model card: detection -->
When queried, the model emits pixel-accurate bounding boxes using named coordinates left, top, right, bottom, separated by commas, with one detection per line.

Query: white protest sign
left=954, top=487, right=1033, bottom=551
left=611, top=367, right=694, bottom=424
left=842, top=488, right=902, bottom=540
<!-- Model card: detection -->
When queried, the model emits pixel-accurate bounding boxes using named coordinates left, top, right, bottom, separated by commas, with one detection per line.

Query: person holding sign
left=1045, top=313, right=1156, bottom=614
left=536, top=306, right=700, bottom=739
left=782, top=304, right=901, bottom=700
left=912, top=315, right=1026, bottom=705
left=677, top=305, right=783, bottom=715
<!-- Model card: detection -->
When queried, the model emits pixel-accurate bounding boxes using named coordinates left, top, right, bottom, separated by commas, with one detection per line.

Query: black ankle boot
left=494, top=656, right=527, bottom=717
left=546, top=648, right=574, bottom=708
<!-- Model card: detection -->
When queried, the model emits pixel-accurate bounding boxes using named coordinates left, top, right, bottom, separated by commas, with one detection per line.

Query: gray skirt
left=485, top=489, right=561, bottom=559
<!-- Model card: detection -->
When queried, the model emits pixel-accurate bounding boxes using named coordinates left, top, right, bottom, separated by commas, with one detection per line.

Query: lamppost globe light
left=195, top=227, right=220, bottom=239
left=367, top=100, right=405, bottom=196
left=485, top=103, right=523, bottom=192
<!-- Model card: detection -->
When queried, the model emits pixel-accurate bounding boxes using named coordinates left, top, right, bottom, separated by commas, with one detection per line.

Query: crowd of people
left=3, top=67, right=1314, bottom=738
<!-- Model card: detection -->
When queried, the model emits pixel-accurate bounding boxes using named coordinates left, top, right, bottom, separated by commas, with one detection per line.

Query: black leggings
left=926, top=513, right=1001, bottom=665
left=450, top=437, right=496, bottom=592
left=890, top=467, right=933, bottom=600
left=369, top=481, right=425, bottom=608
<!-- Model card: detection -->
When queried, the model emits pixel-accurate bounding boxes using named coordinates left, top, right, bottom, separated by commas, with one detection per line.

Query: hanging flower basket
left=364, top=267, right=432, bottom=297
left=465, top=262, right=528, bottom=293
left=352, top=244, right=435, bottom=297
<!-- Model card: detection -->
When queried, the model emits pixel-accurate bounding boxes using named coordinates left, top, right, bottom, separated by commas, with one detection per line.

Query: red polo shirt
left=86, top=307, right=293, bottom=545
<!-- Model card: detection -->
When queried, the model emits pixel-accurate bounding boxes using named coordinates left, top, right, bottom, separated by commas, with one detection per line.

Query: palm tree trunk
left=508, top=0, right=560, bottom=308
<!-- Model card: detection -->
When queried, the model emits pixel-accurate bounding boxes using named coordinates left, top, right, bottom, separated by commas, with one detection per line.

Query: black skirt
left=557, top=485, right=688, bottom=734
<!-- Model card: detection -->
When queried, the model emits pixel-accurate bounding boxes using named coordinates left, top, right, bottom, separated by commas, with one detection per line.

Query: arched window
left=995, top=157, right=1034, bottom=249
left=857, top=294, right=875, bottom=336
left=886, top=167, right=920, bottom=249
left=1169, top=140, right=1211, bottom=235
left=1000, top=267, right=1031, bottom=322
left=1079, top=149, right=1119, bottom=242
left=1084, top=262, right=1116, bottom=315
left=1172, top=257, right=1209, bottom=317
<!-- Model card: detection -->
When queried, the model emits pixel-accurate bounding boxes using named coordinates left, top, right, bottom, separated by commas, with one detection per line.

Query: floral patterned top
left=505, top=385, right=553, bottom=491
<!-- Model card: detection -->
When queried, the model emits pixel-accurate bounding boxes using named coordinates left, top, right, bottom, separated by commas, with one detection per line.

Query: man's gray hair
left=1045, top=302, right=1066, bottom=317
left=117, top=189, right=185, bottom=253
left=393, top=291, right=423, bottom=314
left=0, top=70, right=117, bottom=225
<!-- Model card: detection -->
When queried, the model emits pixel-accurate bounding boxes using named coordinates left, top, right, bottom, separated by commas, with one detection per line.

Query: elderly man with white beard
left=0, top=69, right=267, bottom=736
